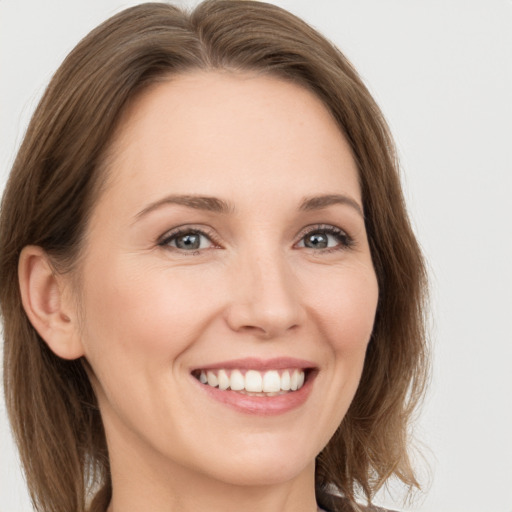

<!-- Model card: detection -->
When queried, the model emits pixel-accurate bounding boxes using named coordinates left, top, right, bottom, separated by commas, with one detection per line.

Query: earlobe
left=18, top=246, right=84, bottom=360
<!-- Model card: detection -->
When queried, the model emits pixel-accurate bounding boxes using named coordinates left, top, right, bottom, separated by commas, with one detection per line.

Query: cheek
left=307, top=262, right=379, bottom=354
left=76, top=258, right=221, bottom=432
left=299, top=263, right=378, bottom=446
left=81, top=262, right=210, bottom=357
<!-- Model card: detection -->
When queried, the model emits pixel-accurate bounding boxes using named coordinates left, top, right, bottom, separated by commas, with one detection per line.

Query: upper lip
left=191, top=357, right=317, bottom=372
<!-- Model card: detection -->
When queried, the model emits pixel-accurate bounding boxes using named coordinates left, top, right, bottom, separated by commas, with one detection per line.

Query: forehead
left=99, top=71, right=360, bottom=213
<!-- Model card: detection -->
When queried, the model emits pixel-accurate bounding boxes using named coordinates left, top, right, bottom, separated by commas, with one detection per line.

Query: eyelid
left=157, top=225, right=222, bottom=250
left=294, top=223, right=354, bottom=251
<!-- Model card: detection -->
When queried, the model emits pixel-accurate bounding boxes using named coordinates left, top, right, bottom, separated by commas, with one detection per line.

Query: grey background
left=1, top=1, right=511, bottom=511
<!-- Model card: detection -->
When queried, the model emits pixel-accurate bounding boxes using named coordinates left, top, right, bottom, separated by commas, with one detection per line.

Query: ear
left=18, top=245, right=85, bottom=360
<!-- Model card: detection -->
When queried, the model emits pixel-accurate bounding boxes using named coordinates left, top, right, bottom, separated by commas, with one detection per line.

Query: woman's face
left=72, top=72, right=378, bottom=489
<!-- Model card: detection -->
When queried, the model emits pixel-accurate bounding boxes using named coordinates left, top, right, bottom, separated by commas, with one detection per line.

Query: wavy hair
left=0, top=2, right=428, bottom=511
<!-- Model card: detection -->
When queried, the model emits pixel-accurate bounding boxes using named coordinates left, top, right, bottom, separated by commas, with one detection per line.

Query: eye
left=158, top=228, right=216, bottom=252
left=296, top=225, right=353, bottom=251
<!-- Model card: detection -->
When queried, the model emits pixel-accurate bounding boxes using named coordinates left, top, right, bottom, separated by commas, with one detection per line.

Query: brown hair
left=0, top=2, right=428, bottom=512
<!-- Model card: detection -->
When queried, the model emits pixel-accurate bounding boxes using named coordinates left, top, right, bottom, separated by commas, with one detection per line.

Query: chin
left=208, top=457, right=314, bottom=488
left=182, top=433, right=318, bottom=489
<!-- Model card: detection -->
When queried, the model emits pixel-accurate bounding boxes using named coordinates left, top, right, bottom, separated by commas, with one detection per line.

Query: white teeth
left=281, top=370, right=291, bottom=391
left=218, top=369, right=229, bottom=390
left=206, top=371, right=218, bottom=387
left=198, top=368, right=306, bottom=394
left=262, top=370, right=281, bottom=392
left=230, top=369, right=245, bottom=391
left=297, top=370, right=305, bottom=389
left=245, top=370, right=263, bottom=392
left=290, top=369, right=299, bottom=391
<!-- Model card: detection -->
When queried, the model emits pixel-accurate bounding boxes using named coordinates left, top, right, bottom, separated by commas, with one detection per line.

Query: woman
left=0, top=2, right=428, bottom=512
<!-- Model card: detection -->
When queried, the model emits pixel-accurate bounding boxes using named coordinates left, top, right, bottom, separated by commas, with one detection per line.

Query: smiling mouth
left=192, top=368, right=310, bottom=396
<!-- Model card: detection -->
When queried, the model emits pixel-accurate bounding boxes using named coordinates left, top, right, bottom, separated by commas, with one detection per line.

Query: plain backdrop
left=1, top=1, right=511, bottom=511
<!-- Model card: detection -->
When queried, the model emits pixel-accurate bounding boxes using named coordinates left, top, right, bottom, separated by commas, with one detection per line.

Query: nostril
left=224, top=302, right=303, bottom=339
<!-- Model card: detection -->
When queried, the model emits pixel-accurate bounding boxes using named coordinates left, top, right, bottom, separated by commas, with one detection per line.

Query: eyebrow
left=135, top=194, right=234, bottom=219
left=299, top=194, right=364, bottom=217
left=135, top=193, right=363, bottom=219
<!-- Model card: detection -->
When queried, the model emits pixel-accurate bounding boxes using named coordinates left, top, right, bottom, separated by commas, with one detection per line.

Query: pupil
left=306, top=232, right=327, bottom=249
left=177, top=233, right=200, bottom=250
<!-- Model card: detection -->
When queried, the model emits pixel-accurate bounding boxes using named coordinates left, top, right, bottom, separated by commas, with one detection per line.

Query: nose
left=224, top=249, right=305, bottom=339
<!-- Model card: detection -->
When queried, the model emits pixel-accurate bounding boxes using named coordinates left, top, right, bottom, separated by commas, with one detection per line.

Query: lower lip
left=194, top=373, right=316, bottom=416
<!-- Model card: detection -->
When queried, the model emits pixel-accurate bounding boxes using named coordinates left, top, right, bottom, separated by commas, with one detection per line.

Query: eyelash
left=158, top=226, right=220, bottom=253
left=157, top=224, right=354, bottom=255
left=295, top=224, right=354, bottom=253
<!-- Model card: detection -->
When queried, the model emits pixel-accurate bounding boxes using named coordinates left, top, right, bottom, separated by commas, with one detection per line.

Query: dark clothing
left=317, top=490, right=398, bottom=512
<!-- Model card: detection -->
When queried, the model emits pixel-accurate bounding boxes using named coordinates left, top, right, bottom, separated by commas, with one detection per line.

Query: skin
left=21, top=72, right=379, bottom=512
